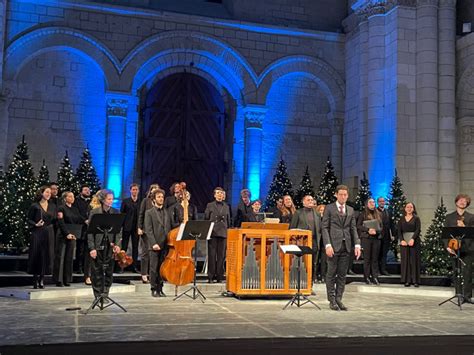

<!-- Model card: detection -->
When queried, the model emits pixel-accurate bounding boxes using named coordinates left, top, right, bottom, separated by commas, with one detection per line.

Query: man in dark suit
left=144, top=188, right=172, bottom=297
left=205, top=187, right=231, bottom=283
left=322, top=185, right=361, bottom=311
left=120, top=183, right=141, bottom=273
left=234, top=189, right=251, bottom=227
left=377, top=197, right=392, bottom=275
left=87, top=189, right=122, bottom=300
left=290, top=195, right=321, bottom=282
left=445, top=193, right=474, bottom=304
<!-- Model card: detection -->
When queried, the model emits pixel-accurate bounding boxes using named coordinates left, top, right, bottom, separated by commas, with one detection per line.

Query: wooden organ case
left=226, top=223, right=313, bottom=296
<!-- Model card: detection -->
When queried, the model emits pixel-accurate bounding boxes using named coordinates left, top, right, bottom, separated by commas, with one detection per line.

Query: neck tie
left=339, top=205, right=344, bottom=215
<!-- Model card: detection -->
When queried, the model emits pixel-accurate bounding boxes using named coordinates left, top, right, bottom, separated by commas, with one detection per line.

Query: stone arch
left=256, top=55, right=345, bottom=115
left=121, top=31, right=258, bottom=104
left=4, top=26, right=120, bottom=89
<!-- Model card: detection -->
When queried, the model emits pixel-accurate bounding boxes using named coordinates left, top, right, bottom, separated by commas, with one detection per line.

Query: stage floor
left=0, top=283, right=473, bottom=351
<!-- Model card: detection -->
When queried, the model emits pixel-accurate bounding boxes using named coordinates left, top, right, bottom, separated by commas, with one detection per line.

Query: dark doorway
left=141, top=72, right=226, bottom=212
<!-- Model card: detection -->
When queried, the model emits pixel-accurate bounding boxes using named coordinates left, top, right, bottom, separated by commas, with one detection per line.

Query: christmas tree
left=387, top=169, right=407, bottom=258
left=315, top=157, right=339, bottom=205
left=421, top=198, right=452, bottom=276
left=75, top=147, right=101, bottom=194
left=57, top=151, right=78, bottom=195
left=294, top=166, right=315, bottom=209
left=264, top=158, right=293, bottom=210
left=37, top=159, right=50, bottom=188
left=354, top=172, right=372, bottom=212
left=0, top=137, right=37, bottom=248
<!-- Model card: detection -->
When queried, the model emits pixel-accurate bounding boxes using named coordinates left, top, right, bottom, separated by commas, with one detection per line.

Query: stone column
left=416, top=0, right=439, bottom=215
left=358, top=19, right=369, bottom=174
left=329, top=111, right=344, bottom=178
left=366, top=8, right=390, bottom=198
left=243, top=105, right=266, bottom=200
left=438, top=0, right=457, bottom=204
left=105, top=93, right=129, bottom=202
left=458, top=117, right=474, bottom=192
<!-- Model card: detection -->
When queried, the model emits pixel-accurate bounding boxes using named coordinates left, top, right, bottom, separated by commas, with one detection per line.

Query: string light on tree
left=75, top=147, right=101, bottom=194
left=294, top=166, right=315, bottom=209
left=57, top=151, right=79, bottom=195
left=421, top=198, right=452, bottom=276
left=264, top=158, right=293, bottom=211
left=387, top=169, right=407, bottom=259
left=37, top=159, right=50, bottom=188
left=315, top=157, right=339, bottom=205
left=354, top=171, right=373, bottom=212
left=0, top=136, right=36, bottom=249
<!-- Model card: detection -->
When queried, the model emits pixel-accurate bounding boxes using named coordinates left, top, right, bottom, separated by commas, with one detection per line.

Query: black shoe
left=372, top=277, right=380, bottom=285
left=364, top=278, right=372, bottom=285
left=336, top=300, right=348, bottom=311
left=348, top=270, right=356, bottom=275
left=321, top=277, right=326, bottom=284
left=33, top=276, right=38, bottom=289
left=159, top=290, right=166, bottom=297
left=329, top=301, right=340, bottom=311
left=38, top=279, right=44, bottom=289
left=404, top=283, right=410, bottom=287
left=380, top=270, right=390, bottom=276
left=56, top=282, right=64, bottom=287
left=151, top=290, right=158, bottom=297
left=208, top=278, right=213, bottom=284
left=64, top=283, right=71, bottom=287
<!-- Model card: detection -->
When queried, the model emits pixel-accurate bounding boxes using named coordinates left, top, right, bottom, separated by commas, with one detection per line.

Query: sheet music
left=206, top=222, right=214, bottom=240
left=280, top=244, right=301, bottom=253
left=176, top=223, right=186, bottom=241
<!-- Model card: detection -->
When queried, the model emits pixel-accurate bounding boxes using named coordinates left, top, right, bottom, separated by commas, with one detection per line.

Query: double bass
left=160, top=190, right=195, bottom=287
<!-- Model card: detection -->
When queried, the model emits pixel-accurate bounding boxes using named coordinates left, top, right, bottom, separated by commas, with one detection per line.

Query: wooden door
left=141, top=72, right=225, bottom=211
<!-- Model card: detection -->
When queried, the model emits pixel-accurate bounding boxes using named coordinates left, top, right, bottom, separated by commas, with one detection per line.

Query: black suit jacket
left=144, top=206, right=172, bottom=250
left=445, top=211, right=474, bottom=227
left=322, top=203, right=360, bottom=252
left=290, top=208, right=321, bottom=248
left=205, top=201, right=231, bottom=238
left=120, top=197, right=141, bottom=232
left=234, top=199, right=251, bottom=227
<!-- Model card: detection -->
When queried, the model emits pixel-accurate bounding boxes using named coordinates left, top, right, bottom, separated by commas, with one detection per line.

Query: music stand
left=281, top=245, right=321, bottom=310
left=174, top=220, right=214, bottom=303
left=438, top=227, right=474, bottom=310
left=84, top=213, right=126, bottom=314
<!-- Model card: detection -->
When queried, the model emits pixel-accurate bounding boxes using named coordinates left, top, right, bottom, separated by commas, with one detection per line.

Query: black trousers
left=53, top=235, right=75, bottom=284
left=326, top=244, right=350, bottom=302
left=378, top=236, right=391, bottom=273
left=313, top=247, right=327, bottom=281
left=139, top=235, right=150, bottom=276
left=208, top=237, right=226, bottom=280
left=91, top=247, right=114, bottom=298
left=361, top=237, right=381, bottom=279
left=75, top=235, right=92, bottom=278
left=149, top=249, right=166, bottom=291
left=400, top=244, right=421, bottom=284
left=122, top=230, right=139, bottom=269
left=456, top=252, right=473, bottom=299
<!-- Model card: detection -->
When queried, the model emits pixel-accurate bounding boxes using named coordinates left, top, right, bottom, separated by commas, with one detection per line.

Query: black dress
left=356, top=213, right=381, bottom=280
left=274, top=208, right=293, bottom=224
left=27, top=202, right=56, bottom=276
left=54, top=204, right=84, bottom=284
left=398, top=216, right=421, bottom=285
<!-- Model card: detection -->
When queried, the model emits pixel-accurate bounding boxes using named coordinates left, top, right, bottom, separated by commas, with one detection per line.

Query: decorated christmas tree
left=294, top=166, right=315, bottom=209
left=57, top=151, right=78, bottom=195
left=75, top=147, right=101, bottom=194
left=315, top=157, right=339, bottom=205
left=37, top=159, right=50, bottom=188
left=421, top=199, right=452, bottom=276
left=387, top=169, right=407, bottom=258
left=264, top=158, right=293, bottom=210
left=0, top=137, right=37, bottom=248
left=354, top=172, right=372, bottom=212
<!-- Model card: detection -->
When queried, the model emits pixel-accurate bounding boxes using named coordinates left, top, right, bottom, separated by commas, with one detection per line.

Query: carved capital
left=107, top=98, right=128, bottom=117
left=243, top=105, right=266, bottom=129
